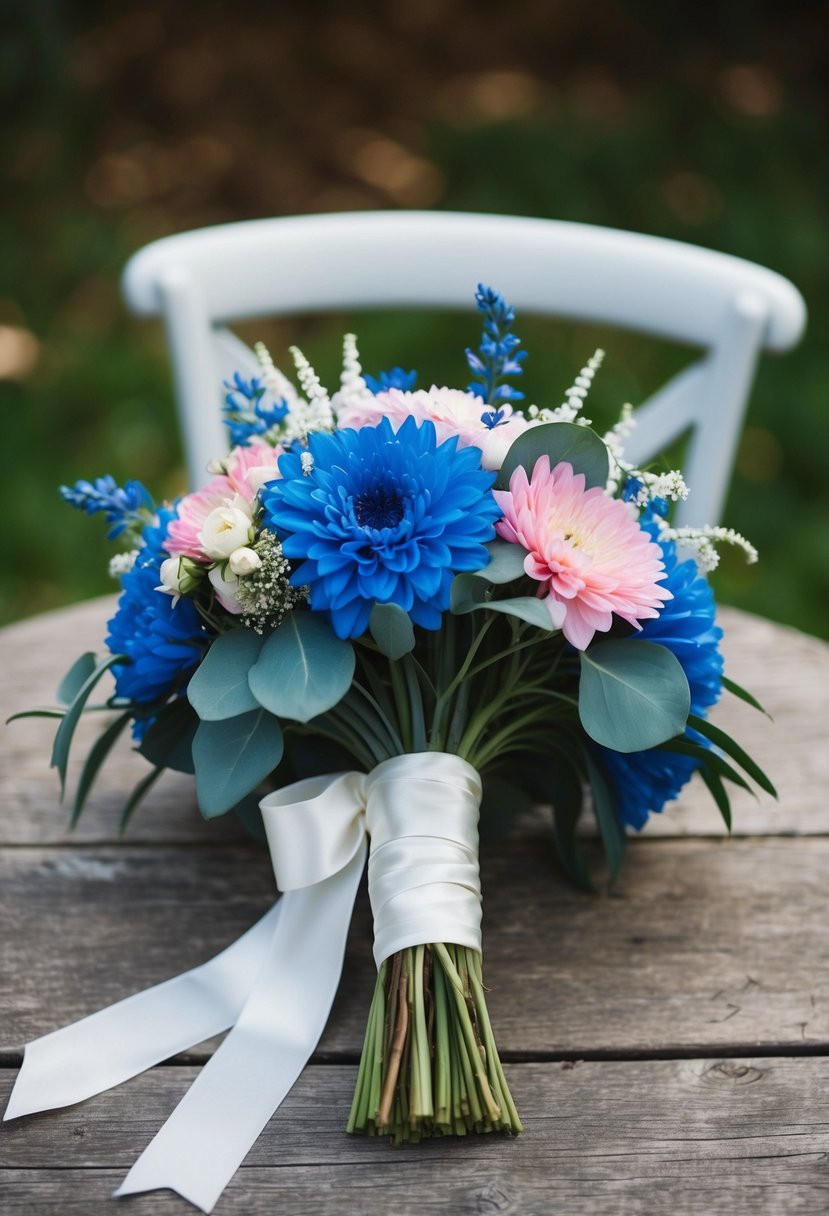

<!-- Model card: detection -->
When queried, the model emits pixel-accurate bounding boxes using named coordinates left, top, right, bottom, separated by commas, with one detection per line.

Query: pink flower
left=495, top=458, right=671, bottom=649
left=336, top=386, right=528, bottom=471
left=165, top=440, right=282, bottom=563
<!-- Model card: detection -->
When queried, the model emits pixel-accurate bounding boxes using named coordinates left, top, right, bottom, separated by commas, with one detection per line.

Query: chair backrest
left=122, top=211, right=805, bottom=526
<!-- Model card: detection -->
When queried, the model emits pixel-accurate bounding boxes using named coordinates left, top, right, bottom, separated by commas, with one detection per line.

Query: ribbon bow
left=5, top=753, right=482, bottom=1213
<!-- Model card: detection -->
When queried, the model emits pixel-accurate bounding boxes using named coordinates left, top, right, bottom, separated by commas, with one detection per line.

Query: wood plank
left=2, top=1059, right=829, bottom=1213
left=2, top=600, right=827, bottom=846
left=645, top=607, right=829, bottom=837
left=4, top=834, right=829, bottom=1057
left=0, top=597, right=243, bottom=846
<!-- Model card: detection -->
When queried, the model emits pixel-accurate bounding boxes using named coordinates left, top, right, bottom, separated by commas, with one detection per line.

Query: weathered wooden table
left=2, top=598, right=829, bottom=1215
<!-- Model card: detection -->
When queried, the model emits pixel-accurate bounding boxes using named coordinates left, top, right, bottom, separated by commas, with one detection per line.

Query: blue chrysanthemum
left=107, top=506, right=211, bottom=718
left=261, top=416, right=501, bottom=639
left=597, top=517, right=724, bottom=829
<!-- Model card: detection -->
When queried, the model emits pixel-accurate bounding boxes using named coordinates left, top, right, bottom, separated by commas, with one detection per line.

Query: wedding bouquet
left=7, top=285, right=772, bottom=1211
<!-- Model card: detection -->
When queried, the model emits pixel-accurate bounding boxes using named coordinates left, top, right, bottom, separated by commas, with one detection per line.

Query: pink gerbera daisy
left=495, top=457, right=671, bottom=649
left=165, top=440, right=282, bottom=563
left=336, top=385, right=529, bottom=471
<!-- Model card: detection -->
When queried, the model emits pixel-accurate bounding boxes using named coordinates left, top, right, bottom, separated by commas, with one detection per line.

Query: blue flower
left=261, top=416, right=501, bottom=639
left=60, top=475, right=151, bottom=539
left=466, top=284, right=526, bottom=405
left=106, top=506, right=211, bottom=716
left=596, top=517, right=724, bottom=829
left=364, top=367, right=417, bottom=393
left=223, top=372, right=289, bottom=446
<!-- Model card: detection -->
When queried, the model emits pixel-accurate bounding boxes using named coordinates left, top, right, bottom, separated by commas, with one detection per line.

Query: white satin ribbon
left=4, top=752, right=482, bottom=1213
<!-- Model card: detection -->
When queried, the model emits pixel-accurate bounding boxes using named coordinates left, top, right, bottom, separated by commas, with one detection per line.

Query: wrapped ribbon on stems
left=346, top=754, right=521, bottom=1141
left=4, top=753, right=518, bottom=1213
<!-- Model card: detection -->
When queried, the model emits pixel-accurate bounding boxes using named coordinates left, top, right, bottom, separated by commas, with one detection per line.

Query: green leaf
left=51, top=654, right=124, bottom=797
left=479, top=774, right=533, bottom=842
left=451, top=574, right=554, bottom=630
left=584, top=752, right=626, bottom=881
left=7, top=709, right=67, bottom=723
left=187, top=627, right=267, bottom=721
left=548, top=762, right=592, bottom=890
left=248, top=613, right=355, bottom=723
left=496, top=422, right=609, bottom=491
left=472, top=540, right=528, bottom=584
left=369, top=603, right=415, bottom=660
left=71, top=711, right=132, bottom=828
left=120, top=766, right=164, bottom=833
left=722, top=675, right=772, bottom=720
left=57, top=652, right=98, bottom=705
left=700, top=767, right=733, bottom=832
left=138, top=699, right=199, bottom=774
left=579, top=640, right=691, bottom=753
left=192, top=709, right=284, bottom=818
left=687, top=714, right=777, bottom=797
left=230, top=792, right=268, bottom=842
left=656, top=736, right=754, bottom=795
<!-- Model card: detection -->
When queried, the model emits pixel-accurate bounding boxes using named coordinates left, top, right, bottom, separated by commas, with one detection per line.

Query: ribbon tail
left=113, top=840, right=367, bottom=1214
left=4, top=902, right=282, bottom=1122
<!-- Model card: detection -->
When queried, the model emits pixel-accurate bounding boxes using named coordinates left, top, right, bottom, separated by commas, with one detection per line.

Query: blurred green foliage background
left=2, top=1, right=827, bottom=636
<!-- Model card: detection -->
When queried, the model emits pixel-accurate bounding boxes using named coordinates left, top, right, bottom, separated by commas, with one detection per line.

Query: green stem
left=402, top=656, right=427, bottom=753
left=389, top=661, right=412, bottom=752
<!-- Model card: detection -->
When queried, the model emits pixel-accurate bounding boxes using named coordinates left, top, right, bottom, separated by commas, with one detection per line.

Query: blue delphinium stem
left=465, top=284, right=526, bottom=406
left=364, top=368, right=417, bottom=394
left=59, top=476, right=153, bottom=540
left=223, top=372, right=289, bottom=446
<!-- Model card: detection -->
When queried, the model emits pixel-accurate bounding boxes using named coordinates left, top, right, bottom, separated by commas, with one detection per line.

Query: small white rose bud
left=229, top=546, right=263, bottom=576
left=157, top=556, right=185, bottom=596
left=198, top=506, right=253, bottom=559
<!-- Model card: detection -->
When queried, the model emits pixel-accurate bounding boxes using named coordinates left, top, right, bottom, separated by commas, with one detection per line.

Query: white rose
left=198, top=506, right=252, bottom=559
left=229, top=546, right=263, bottom=576
left=208, top=564, right=244, bottom=614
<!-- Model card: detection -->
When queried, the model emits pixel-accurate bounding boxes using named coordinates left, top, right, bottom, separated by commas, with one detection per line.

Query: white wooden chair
left=121, top=211, right=805, bottom=525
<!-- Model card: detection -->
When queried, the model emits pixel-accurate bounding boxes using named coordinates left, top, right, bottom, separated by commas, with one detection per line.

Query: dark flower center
left=354, top=489, right=405, bottom=530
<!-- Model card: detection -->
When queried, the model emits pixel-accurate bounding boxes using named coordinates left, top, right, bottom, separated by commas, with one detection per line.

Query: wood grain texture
left=2, top=1059, right=829, bottom=1215
left=3, top=599, right=829, bottom=1215
left=2, top=599, right=827, bottom=846
left=4, top=833, right=829, bottom=1058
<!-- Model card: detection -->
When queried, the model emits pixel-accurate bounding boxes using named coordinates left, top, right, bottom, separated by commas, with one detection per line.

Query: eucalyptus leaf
left=451, top=574, right=555, bottom=630
left=138, top=699, right=200, bottom=774
left=187, top=627, right=267, bottom=721
left=369, top=603, right=415, bottom=660
left=248, top=613, right=355, bottom=723
left=579, top=640, right=691, bottom=753
left=57, top=652, right=98, bottom=705
left=473, top=540, right=529, bottom=585
left=193, top=709, right=284, bottom=818
left=497, top=421, right=609, bottom=491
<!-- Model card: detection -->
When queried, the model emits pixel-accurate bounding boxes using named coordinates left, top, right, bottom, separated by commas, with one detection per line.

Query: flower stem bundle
left=347, top=943, right=521, bottom=1142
